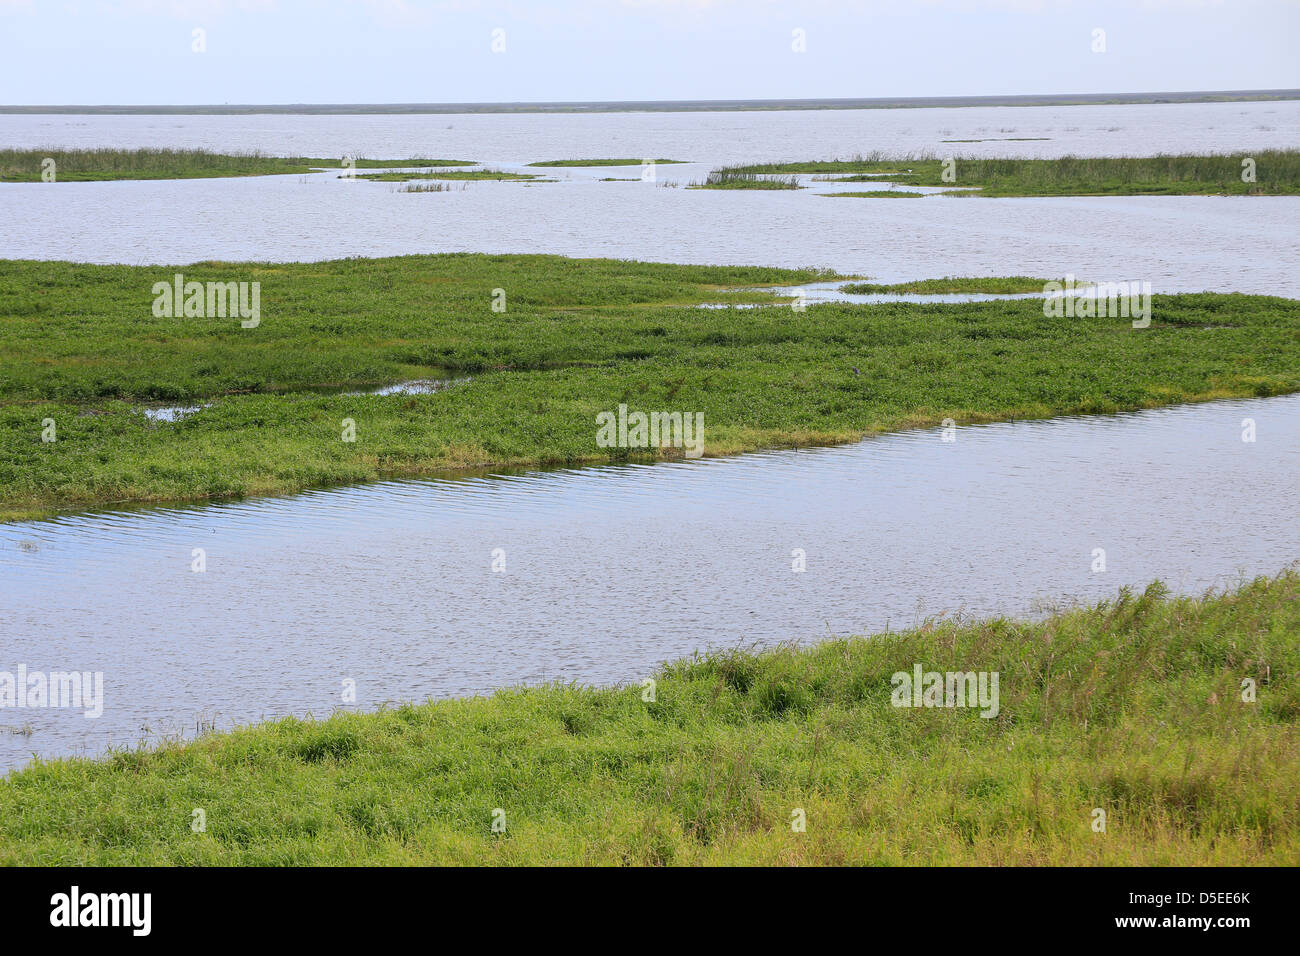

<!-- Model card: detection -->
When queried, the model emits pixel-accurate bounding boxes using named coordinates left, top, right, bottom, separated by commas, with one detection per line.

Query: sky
left=1, top=0, right=1298, bottom=105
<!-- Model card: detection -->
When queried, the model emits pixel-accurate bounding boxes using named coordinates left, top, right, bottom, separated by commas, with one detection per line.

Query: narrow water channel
left=2, top=393, right=1297, bottom=773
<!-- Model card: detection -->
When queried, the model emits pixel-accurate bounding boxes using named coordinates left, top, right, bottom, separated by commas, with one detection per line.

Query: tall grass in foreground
left=0, top=570, right=1297, bottom=865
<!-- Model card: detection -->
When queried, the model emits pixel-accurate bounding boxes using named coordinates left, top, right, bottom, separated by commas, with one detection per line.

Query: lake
left=3, top=101, right=1299, bottom=293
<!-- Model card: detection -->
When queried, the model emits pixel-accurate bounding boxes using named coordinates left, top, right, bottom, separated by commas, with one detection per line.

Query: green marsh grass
left=719, top=150, right=1300, bottom=196
left=2, top=255, right=1299, bottom=520
left=0, top=149, right=476, bottom=183
left=0, top=570, right=1296, bottom=865
left=0, top=148, right=318, bottom=182
left=692, top=168, right=801, bottom=190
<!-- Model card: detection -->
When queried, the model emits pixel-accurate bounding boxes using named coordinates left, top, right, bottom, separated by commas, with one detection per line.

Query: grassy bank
left=718, top=150, right=1300, bottom=196
left=1, top=570, right=1296, bottom=865
left=2, top=254, right=1299, bottom=521
left=0, top=149, right=474, bottom=182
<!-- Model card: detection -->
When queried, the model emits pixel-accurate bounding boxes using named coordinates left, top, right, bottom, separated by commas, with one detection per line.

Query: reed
left=692, top=167, right=800, bottom=189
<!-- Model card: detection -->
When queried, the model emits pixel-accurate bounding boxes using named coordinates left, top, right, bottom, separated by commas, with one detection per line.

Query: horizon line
left=3, top=88, right=1299, bottom=115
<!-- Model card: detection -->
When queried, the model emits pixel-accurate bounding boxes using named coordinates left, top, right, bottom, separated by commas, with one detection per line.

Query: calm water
left=3, top=394, right=1298, bottom=773
left=3, top=102, right=1299, bottom=293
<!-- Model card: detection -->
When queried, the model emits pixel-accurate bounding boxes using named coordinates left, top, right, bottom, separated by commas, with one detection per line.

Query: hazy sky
left=2, top=0, right=1298, bottom=105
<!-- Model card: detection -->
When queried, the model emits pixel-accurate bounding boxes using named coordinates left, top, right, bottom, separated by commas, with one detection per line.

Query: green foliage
left=2, top=255, right=1298, bottom=519
left=2, top=571, right=1296, bottom=864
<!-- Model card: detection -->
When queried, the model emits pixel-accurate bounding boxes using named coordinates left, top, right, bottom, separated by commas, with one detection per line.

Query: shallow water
left=3, top=393, right=1298, bottom=773
left=3, top=102, right=1299, bottom=294
left=135, top=378, right=466, bottom=421
left=138, top=404, right=207, bottom=423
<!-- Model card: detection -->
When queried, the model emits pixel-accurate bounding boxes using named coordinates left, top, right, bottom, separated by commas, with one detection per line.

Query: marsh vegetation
left=0, top=148, right=476, bottom=182
left=692, top=168, right=801, bottom=189
left=1, top=571, right=1295, bottom=864
left=2, top=255, right=1298, bottom=520
left=716, top=150, right=1300, bottom=196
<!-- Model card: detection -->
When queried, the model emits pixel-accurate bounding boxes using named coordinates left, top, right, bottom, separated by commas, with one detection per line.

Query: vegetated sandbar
left=0, top=569, right=1295, bottom=864
left=0, top=148, right=474, bottom=182
left=2, top=254, right=1298, bottom=521
left=711, top=150, right=1300, bottom=196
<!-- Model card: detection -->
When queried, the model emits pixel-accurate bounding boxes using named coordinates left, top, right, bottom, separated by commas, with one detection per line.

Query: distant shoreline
left=3, top=89, right=1298, bottom=115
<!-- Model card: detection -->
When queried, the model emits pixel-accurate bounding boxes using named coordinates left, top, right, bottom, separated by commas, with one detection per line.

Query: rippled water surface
left=3, top=102, right=1299, bottom=293
left=3, top=394, right=1298, bottom=772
